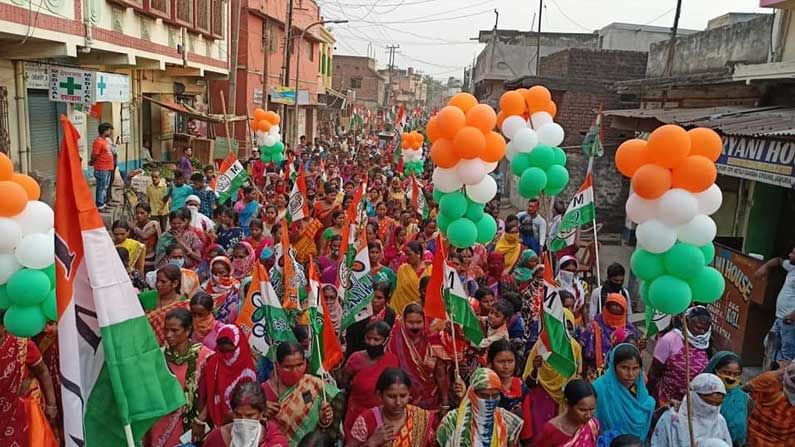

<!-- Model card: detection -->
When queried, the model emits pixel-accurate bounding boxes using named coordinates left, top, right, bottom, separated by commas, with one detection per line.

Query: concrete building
left=332, top=55, right=385, bottom=111
left=379, top=66, right=427, bottom=111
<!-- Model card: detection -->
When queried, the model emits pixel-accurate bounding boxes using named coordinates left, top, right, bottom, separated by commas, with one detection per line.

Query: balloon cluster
left=252, top=109, right=283, bottom=163
left=616, top=125, right=726, bottom=315
left=400, top=131, right=424, bottom=176
left=426, top=93, right=504, bottom=248
left=499, top=86, right=569, bottom=199
left=0, top=153, right=56, bottom=337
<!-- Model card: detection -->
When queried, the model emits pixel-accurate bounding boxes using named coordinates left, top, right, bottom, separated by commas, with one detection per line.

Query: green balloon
left=465, top=202, right=485, bottom=221
left=528, top=144, right=555, bottom=170
left=7, top=269, right=50, bottom=306
left=544, top=165, right=569, bottom=195
left=432, top=188, right=445, bottom=202
left=3, top=304, right=47, bottom=338
left=700, top=243, right=716, bottom=265
left=475, top=214, right=498, bottom=244
left=510, top=153, right=533, bottom=177
left=41, top=290, right=56, bottom=321
left=662, top=243, right=705, bottom=280
left=552, top=147, right=567, bottom=166
left=518, top=167, right=547, bottom=199
left=40, top=264, right=55, bottom=290
left=272, top=141, right=285, bottom=153
left=447, top=218, right=478, bottom=248
left=439, top=191, right=468, bottom=220
left=690, top=267, right=725, bottom=304
left=631, top=249, right=665, bottom=281
left=648, top=275, right=692, bottom=315
left=0, top=285, right=9, bottom=310
left=271, top=151, right=284, bottom=164
left=436, top=213, right=452, bottom=233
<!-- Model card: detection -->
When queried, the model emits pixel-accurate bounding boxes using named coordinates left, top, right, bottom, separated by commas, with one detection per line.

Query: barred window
left=173, top=0, right=192, bottom=26
left=210, top=0, right=223, bottom=39
left=195, top=0, right=210, bottom=33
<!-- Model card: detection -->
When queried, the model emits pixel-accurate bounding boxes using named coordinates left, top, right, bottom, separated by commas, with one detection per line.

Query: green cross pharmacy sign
left=50, top=67, right=94, bottom=105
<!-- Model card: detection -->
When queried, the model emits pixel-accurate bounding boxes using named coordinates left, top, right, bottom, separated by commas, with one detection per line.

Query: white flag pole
left=587, top=157, right=602, bottom=288
left=123, top=424, right=135, bottom=447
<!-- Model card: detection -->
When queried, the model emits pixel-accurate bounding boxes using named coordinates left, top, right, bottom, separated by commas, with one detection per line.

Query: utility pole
left=535, top=0, right=543, bottom=75
left=663, top=0, right=683, bottom=77
left=262, top=19, right=270, bottom=109
left=228, top=0, right=241, bottom=115
left=385, top=44, right=399, bottom=110
left=282, top=0, right=294, bottom=142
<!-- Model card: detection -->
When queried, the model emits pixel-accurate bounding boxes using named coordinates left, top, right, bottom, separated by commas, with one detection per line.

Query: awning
left=142, top=95, right=248, bottom=123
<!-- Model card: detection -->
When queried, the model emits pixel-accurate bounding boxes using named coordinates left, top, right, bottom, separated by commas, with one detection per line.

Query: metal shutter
left=27, top=90, right=65, bottom=179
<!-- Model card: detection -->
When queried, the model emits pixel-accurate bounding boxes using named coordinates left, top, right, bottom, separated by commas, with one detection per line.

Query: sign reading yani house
left=718, top=135, right=795, bottom=188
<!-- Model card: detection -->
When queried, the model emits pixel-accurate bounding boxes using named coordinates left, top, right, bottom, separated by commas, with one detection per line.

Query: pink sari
left=386, top=319, right=438, bottom=410
left=343, top=350, right=400, bottom=436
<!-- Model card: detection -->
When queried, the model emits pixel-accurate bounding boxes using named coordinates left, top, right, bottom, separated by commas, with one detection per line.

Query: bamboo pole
left=682, top=314, right=697, bottom=447
left=219, top=91, right=234, bottom=157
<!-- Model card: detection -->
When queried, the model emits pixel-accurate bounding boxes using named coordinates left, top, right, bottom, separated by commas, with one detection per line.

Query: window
left=0, top=87, right=9, bottom=155
left=210, top=0, right=224, bottom=39
left=350, top=77, right=362, bottom=89
left=107, top=0, right=143, bottom=10
left=173, top=0, right=193, bottom=26
left=145, top=0, right=169, bottom=19
left=194, top=0, right=210, bottom=34
left=307, top=41, right=314, bottom=62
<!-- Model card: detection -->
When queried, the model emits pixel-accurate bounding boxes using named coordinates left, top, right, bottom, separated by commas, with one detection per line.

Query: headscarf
left=512, top=249, right=537, bottom=283
left=522, top=309, right=581, bottom=406
left=601, top=293, right=628, bottom=329
left=205, top=256, right=241, bottom=322
left=486, top=252, right=506, bottom=277
left=204, top=324, right=257, bottom=426
left=231, top=241, right=256, bottom=280
left=653, top=373, right=731, bottom=445
left=494, top=233, right=522, bottom=273
left=592, top=343, right=656, bottom=439
left=674, top=306, right=712, bottom=350
left=705, top=351, right=749, bottom=445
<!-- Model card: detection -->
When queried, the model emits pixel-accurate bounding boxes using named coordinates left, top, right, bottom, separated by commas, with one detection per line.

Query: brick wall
left=332, top=55, right=382, bottom=104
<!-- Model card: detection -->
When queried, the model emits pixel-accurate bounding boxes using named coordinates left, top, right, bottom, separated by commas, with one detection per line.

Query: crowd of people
left=2, top=132, right=795, bottom=447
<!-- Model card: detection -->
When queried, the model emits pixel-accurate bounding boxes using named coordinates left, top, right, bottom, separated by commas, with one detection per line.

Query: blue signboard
left=717, top=135, right=795, bottom=188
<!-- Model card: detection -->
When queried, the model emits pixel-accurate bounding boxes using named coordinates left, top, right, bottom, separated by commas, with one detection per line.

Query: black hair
left=374, top=281, right=392, bottom=298
left=365, top=320, right=392, bottom=339
left=448, top=252, right=463, bottom=263
left=275, top=340, right=305, bottom=363
left=502, top=292, right=522, bottom=315
left=189, top=291, right=214, bottom=311
left=111, top=220, right=131, bottom=231
left=157, top=264, right=182, bottom=287
left=230, top=381, right=267, bottom=412
left=293, top=325, right=309, bottom=343
left=563, top=379, right=595, bottom=406
left=559, top=290, right=575, bottom=304
left=405, top=240, right=423, bottom=255
left=492, top=299, right=514, bottom=318
left=297, top=431, right=334, bottom=447
left=419, top=276, right=431, bottom=296
left=203, top=164, right=215, bottom=172
left=474, top=287, right=494, bottom=301
left=190, top=172, right=204, bottom=182
left=135, top=202, right=152, bottom=213
left=487, top=339, right=515, bottom=363
left=173, top=170, right=185, bottom=180
left=331, top=210, right=345, bottom=221
left=265, top=204, right=277, bottom=213
left=98, top=122, right=113, bottom=134
left=606, top=263, right=626, bottom=278
left=368, top=241, right=382, bottom=251
left=183, top=146, right=192, bottom=153
left=116, top=247, right=130, bottom=266
left=249, top=218, right=264, bottom=230
left=168, top=208, right=189, bottom=222
left=403, top=302, right=424, bottom=320
left=610, top=434, right=643, bottom=447
left=713, top=352, right=742, bottom=371
left=687, top=306, right=712, bottom=323
left=612, top=344, right=642, bottom=368
left=165, top=243, right=184, bottom=256
left=221, top=207, right=239, bottom=223
left=376, top=367, right=412, bottom=392
left=329, top=234, right=342, bottom=243
left=242, top=186, right=255, bottom=195
left=165, top=307, right=192, bottom=332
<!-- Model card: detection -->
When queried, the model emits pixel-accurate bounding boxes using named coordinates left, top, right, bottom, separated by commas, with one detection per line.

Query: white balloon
left=657, top=188, right=699, bottom=226
left=263, top=134, right=277, bottom=147
left=696, top=184, right=723, bottom=215
left=625, top=194, right=657, bottom=224
left=14, top=201, right=54, bottom=236
left=15, top=233, right=54, bottom=270
left=256, top=133, right=267, bottom=147
left=466, top=175, right=497, bottom=204
left=511, top=128, right=539, bottom=153
left=0, top=218, right=22, bottom=253
left=455, top=159, right=487, bottom=185
left=432, top=167, right=463, bottom=193
left=677, top=214, right=717, bottom=246
left=272, top=133, right=282, bottom=143
left=483, top=161, right=498, bottom=173
left=501, top=116, right=528, bottom=140
left=636, top=219, right=677, bottom=254
left=269, top=125, right=280, bottom=135
left=0, top=253, right=21, bottom=285
left=536, top=122, right=565, bottom=146
left=504, top=141, right=519, bottom=161
left=530, top=111, right=554, bottom=129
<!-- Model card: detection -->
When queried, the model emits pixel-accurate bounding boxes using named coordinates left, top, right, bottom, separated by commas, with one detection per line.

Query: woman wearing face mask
left=648, top=306, right=712, bottom=407
left=230, top=242, right=256, bottom=280
left=536, top=379, right=599, bottom=447
left=203, top=382, right=288, bottom=447
left=651, top=373, right=732, bottom=446
left=146, top=264, right=190, bottom=345
left=705, top=351, right=749, bottom=446
left=190, top=292, right=225, bottom=350
left=202, top=256, right=242, bottom=324
left=146, top=308, right=213, bottom=447
left=345, top=281, right=397, bottom=355
left=437, top=368, right=524, bottom=447
left=479, top=252, right=517, bottom=301
left=391, top=240, right=427, bottom=313
left=347, top=368, right=438, bottom=447
left=741, top=360, right=795, bottom=445
left=156, top=208, right=204, bottom=269
left=261, top=341, right=339, bottom=445
left=555, top=256, right=587, bottom=321
left=340, top=321, right=400, bottom=436
left=484, top=340, right=533, bottom=443
left=494, top=221, right=523, bottom=272
left=579, top=293, right=638, bottom=378
left=592, top=344, right=655, bottom=440
left=185, top=194, right=215, bottom=242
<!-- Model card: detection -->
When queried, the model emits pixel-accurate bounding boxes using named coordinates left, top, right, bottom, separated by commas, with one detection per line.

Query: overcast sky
left=319, top=0, right=769, bottom=80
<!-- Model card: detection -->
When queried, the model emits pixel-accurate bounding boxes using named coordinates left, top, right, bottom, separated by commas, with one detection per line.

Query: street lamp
left=293, top=19, right=348, bottom=149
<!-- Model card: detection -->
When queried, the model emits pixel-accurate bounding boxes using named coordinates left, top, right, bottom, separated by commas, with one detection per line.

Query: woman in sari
left=523, top=309, right=582, bottom=440
left=230, top=242, right=256, bottom=280
left=275, top=193, right=289, bottom=222
left=190, top=292, right=225, bottom=350
left=147, top=308, right=213, bottom=447
left=536, top=379, right=599, bottom=447
left=341, top=321, right=400, bottom=436
left=556, top=256, right=587, bottom=321
left=579, top=293, right=638, bottom=377
left=203, top=382, right=288, bottom=447
left=486, top=340, right=532, bottom=443
left=384, top=225, right=408, bottom=271
left=479, top=252, right=516, bottom=300
left=592, top=344, right=656, bottom=440
left=112, top=219, right=146, bottom=272
left=131, top=202, right=161, bottom=272
left=391, top=241, right=426, bottom=313
left=263, top=205, right=279, bottom=235
left=348, top=368, right=437, bottom=447
left=245, top=218, right=273, bottom=260
left=346, top=281, right=398, bottom=355
left=292, top=219, right=323, bottom=264
left=494, top=221, right=523, bottom=273
left=216, top=207, right=246, bottom=252
left=704, top=351, right=748, bottom=446
left=156, top=209, right=204, bottom=269
left=512, top=249, right=538, bottom=288
left=388, top=177, right=406, bottom=210
left=742, top=360, right=795, bottom=446
left=319, top=210, right=345, bottom=256
left=202, top=256, right=242, bottom=323
left=314, top=188, right=342, bottom=228
left=375, top=202, right=396, bottom=243
left=437, top=368, right=524, bottom=447
left=369, top=241, right=397, bottom=292
left=519, top=265, right=545, bottom=352
left=319, top=235, right=342, bottom=284
left=458, top=247, right=485, bottom=282
left=234, top=186, right=261, bottom=232
left=147, top=264, right=190, bottom=345
left=262, top=341, right=339, bottom=446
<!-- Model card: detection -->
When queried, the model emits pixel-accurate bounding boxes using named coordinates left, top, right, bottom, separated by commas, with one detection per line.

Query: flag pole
left=123, top=424, right=135, bottom=447
left=682, top=313, right=697, bottom=446
left=219, top=91, right=235, bottom=157
left=447, top=312, right=461, bottom=378
left=307, top=256, right=328, bottom=403
left=587, top=157, right=602, bottom=287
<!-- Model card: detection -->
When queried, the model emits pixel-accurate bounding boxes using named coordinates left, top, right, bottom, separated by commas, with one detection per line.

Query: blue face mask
left=169, top=258, right=185, bottom=268
left=260, top=247, right=274, bottom=261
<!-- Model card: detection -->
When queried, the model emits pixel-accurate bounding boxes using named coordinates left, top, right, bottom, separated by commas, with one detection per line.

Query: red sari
left=0, top=334, right=43, bottom=447
left=203, top=325, right=258, bottom=426
left=386, top=320, right=439, bottom=410
left=343, top=350, right=400, bottom=436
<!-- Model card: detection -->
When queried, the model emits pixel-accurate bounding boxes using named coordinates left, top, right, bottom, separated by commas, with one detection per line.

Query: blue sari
left=592, top=343, right=656, bottom=440
left=705, top=351, right=749, bottom=446
left=237, top=200, right=260, bottom=233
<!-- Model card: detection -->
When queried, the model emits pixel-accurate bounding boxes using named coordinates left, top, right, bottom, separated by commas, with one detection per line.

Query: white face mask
left=168, top=258, right=185, bottom=268
left=231, top=418, right=262, bottom=447
left=473, top=397, right=499, bottom=446
left=558, top=270, right=575, bottom=286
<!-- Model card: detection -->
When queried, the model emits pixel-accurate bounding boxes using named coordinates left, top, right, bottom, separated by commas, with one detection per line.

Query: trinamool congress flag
left=238, top=262, right=296, bottom=359
left=307, top=258, right=343, bottom=375
left=337, top=183, right=374, bottom=329
left=535, top=252, right=577, bottom=378
left=549, top=171, right=595, bottom=252
left=215, top=152, right=249, bottom=203
left=55, top=115, right=184, bottom=447
left=288, top=167, right=310, bottom=223
left=407, top=175, right=429, bottom=219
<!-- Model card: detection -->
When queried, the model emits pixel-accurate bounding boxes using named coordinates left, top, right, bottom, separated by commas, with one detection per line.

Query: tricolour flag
left=537, top=252, right=577, bottom=378
left=288, top=167, right=309, bottom=223
left=337, top=184, right=374, bottom=329
left=407, top=175, right=429, bottom=219
left=307, top=259, right=343, bottom=375
left=425, top=233, right=448, bottom=321
left=549, top=171, right=595, bottom=252
left=279, top=224, right=300, bottom=310
left=645, top=303, right=672, bottom=338
left=442, top=263, right=484, bottom=346
left=237, top=262, right=297, bottom=359
left=56, top=115, right=185, bottom=447
left=216, top=152, right=249, bottom=203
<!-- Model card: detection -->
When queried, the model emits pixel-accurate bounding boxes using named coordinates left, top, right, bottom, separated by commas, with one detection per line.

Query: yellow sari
left=117, top=238, right=145, bottom=271
left=391, top=263, right=426, bottom=313
left=494, top=234, right=522, bottom=273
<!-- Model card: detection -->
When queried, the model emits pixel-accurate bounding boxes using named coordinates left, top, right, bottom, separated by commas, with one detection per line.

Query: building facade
left=332, top=55, right=385, bottom=111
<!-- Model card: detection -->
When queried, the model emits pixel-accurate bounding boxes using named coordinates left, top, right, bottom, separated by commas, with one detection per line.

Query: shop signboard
left=50, top=67, right=94, bottom=105
left=24, top=63, right=49, bottom=89
left=95, top=72, right=131, bottom=103
left=270, top=86, right=296, bottom=105
left=717, top=135, right=795, bottom=188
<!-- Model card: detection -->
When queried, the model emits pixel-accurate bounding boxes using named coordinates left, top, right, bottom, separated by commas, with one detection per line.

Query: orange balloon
left=257, top=120, right=272, bottom=132
left=401, top=139, right=410, bottom=149
left=264, top=111, right=280, bottom=125
left=427, top=117, right=441, bottom=143
left=413, top=132, right=424, bottom=147
left=543, top=101, right=557, bottom=118
left=0, top=180, right=27, bottom=216
left=11, top=173, right=40, bottom=201
left=525, top=85, right=552, bottom=112
left=615, top=139, right=650, bottom=177
left=436, top=106, right=467, bottom=140
left=448, top=93, right=478, bottom=113
left=647, top=124, right=691, bottom=169
left=430, top=138, right=460, bottom=168
left=496, top=111, right=506, bottom=129
left=0, top=153, right=11, bottom=180
left=482, top=131, right=507, bottom=162
left=631, top=164, right=672, bottom=200
left=688, top=127, right=722, bottom=162
left=249, top=119, right=257, bottom=130
left=500, top=91, right=526, bottom=116
left=253, top=108, right=267, bottom=121
left=466, top=104, right=497, bottom=133
left=453, top=126, right=487, bottom=159
left=671, top=155, right=717, bottom=193
left=401, top=133, right=410, bottom=142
